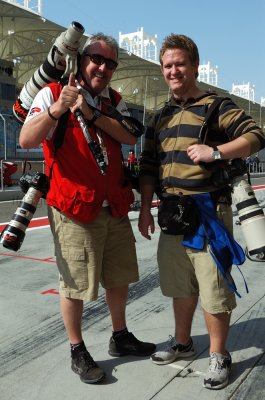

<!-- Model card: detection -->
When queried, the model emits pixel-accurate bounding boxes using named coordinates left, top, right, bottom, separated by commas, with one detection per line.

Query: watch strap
left=212, top=146, right=222, bottom=160
left=90, top=109, right=102, bottom=124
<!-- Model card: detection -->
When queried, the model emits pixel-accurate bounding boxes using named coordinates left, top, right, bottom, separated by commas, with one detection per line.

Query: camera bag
left=158, top=194, right=200, bottom=235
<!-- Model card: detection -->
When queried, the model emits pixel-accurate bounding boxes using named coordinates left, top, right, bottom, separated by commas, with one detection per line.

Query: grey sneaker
left=71, top=349, right=105, bottom=384
left=203, top=352, right=232, bottom=390
left=151, top=335, right=195, bottom=365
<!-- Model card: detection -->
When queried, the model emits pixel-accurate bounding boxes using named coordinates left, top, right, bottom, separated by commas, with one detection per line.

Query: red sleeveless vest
left=43, top=82, right=134, bottom=223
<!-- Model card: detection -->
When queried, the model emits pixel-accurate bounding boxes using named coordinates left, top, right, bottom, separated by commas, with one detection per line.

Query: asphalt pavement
left=0, top=187, right=265, bottom=400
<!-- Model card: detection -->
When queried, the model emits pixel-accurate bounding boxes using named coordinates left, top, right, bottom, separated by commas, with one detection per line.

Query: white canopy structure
left=0, top=0, right=263, bottom=126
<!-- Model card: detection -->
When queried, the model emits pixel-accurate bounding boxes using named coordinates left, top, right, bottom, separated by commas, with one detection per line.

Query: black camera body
left=0, top=172, right=49, bottom=251
left=19, top=171, right=49, bottom=197
left=211, top=158, right=247, bottom=187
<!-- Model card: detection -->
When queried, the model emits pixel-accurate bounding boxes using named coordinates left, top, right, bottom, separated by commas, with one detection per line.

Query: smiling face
left=80, top=40, right=118, bottom=95
left=160, top=48, right=199, bottom=98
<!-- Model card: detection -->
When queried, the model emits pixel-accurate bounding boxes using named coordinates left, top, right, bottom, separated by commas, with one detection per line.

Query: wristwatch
left=90, top=109, right=102, bottom=124
left=212, top=146, right=222, bottom=160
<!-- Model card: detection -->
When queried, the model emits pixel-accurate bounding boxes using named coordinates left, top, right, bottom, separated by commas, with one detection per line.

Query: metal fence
left=1, top=159, right=265, bottom=192
left=249, top=161, right=265, bottom=174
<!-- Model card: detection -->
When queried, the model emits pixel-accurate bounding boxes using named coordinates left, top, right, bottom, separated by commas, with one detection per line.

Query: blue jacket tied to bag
left=182, top=193, right=247, bottom=298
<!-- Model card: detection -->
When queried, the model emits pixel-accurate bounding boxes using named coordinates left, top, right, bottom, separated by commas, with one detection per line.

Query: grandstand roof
left=0, top=0, right=263, bottom=125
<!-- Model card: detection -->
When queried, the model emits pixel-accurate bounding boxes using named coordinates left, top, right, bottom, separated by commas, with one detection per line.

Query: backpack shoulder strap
left=52, top=78, right=71, bottom=152
left=204, top=96, right=228, bottom=124
left=108, top=86, right=118, bottom=107
left=199, top=96, right=230, bottom=144
left=53, top=109, right=70, bottom=151
left=48, top=79, right=70, bottom=181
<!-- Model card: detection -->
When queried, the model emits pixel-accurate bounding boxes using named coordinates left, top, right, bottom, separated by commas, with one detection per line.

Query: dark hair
left=160, top=34, right=200, bottom=76
left=82, top=32, right=119, bottom=61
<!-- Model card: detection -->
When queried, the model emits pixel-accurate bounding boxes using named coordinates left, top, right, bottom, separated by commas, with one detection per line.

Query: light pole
left=141, top=75, right=149, bottom=153
left=0, top=113, right=7, bottom=160
left=142, top=75, right=148, bottom=124
left=0, top=113, right=15, bottom=160
left=141, top=75, right=160, bottom=153
left=261, top=97, right=265, bottom=130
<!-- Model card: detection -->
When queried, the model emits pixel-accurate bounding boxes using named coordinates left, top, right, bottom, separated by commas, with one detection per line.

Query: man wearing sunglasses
left=19, top=32, right=155, bottom=384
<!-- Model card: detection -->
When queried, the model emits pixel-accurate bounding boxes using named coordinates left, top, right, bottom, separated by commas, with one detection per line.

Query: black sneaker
left=108, top=332, right=156, bottom=357
left=71, top=349, right=105, bottom=384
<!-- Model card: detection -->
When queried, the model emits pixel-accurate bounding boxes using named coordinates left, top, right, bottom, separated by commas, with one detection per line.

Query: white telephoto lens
left=232, top=176, right=265, bottom=255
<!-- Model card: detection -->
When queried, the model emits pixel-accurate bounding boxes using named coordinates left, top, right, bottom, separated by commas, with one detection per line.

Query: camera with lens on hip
left=211, top=158, right=248, bottom=187
left=211, top=158, right=265, bottom=260
left=0, top=172, right=49, bottom=251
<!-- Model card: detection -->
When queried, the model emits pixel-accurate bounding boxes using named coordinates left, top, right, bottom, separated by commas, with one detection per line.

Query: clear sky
left=42, top=0, right=265, bottom=104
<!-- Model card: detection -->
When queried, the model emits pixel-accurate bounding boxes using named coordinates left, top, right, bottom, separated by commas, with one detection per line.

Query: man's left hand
left=187, top=144, right=214, bottom=164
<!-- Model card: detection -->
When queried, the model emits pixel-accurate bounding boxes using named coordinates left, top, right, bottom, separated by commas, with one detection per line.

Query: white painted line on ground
left=168, top=363, right=205, bottom=376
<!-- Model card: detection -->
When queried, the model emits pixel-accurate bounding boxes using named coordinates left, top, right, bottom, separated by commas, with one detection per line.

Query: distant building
left=119, top=27, right=159, bottom=63
left=198, top=62, right=218, bottom=86
left=231, top=82, right=255, bottom=101
left=5, top=0, right=42, bottom=14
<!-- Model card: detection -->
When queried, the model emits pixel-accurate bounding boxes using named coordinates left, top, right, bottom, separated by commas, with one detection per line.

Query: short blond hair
left=160, top=34, right=200, bottom=77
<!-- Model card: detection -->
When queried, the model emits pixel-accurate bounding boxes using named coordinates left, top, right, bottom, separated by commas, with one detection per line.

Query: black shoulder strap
left=52, top=78, right=71, bottom=152
left=108, top=86, right=117, bottom=108
left=199, top=96, right=230, bottom=144
left=48, top=80, right=70, bottom=181
left=53, top=109, right=70, bottom=151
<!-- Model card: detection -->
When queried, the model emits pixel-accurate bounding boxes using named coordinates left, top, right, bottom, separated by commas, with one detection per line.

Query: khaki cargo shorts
left=48, top=206, right=139, bottom=301
left=157, top=203, right=237, bottom=314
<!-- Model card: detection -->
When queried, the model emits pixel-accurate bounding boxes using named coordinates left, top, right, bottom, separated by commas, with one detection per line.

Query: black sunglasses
left=84, top=53, right=118, bottom=70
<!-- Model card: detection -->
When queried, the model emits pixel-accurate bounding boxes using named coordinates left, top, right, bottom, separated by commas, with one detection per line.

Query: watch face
left=213, top=150, right=221, bottom=160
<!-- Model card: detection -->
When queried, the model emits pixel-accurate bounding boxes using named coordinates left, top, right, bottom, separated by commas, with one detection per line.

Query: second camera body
left=0, top=172, right=49, bottom=251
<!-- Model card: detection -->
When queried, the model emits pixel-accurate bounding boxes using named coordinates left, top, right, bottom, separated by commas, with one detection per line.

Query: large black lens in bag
left=157, top=195, right=200, bottom=235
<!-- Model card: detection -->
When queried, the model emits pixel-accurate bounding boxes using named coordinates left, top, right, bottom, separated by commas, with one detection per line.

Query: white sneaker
left=203, top=352, right=232, bottom=390
left=150, top=335, right=195, bottom=365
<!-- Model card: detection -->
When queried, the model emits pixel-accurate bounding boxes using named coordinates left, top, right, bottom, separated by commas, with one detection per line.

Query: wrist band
left=90, top=109, right=102, bottom=124
left=47, top=106, right=58, bottom=121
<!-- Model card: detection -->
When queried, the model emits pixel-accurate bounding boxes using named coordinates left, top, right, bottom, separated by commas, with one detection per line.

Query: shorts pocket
left=60, top=247, right=88, bottom=290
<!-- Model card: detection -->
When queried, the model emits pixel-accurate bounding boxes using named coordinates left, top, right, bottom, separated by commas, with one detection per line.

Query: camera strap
left=21, top=160, right=32, bottom=175
left=101, top=88, right=144, bottom=138
left=48, top=85, right=125, bottom=180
